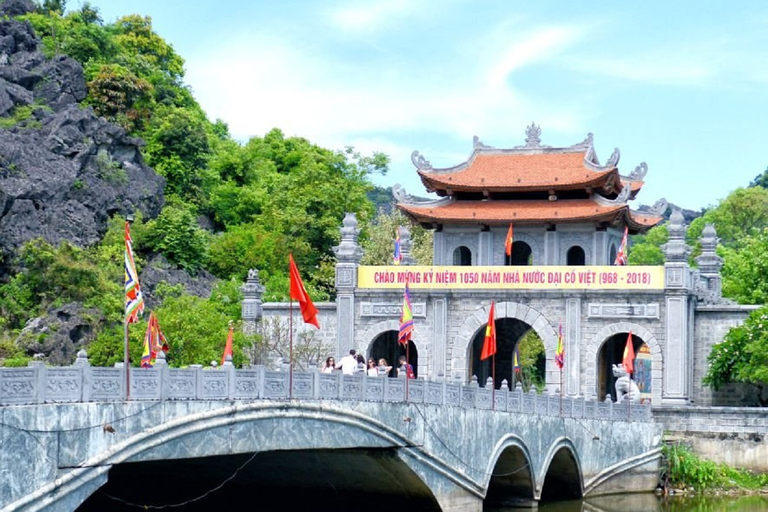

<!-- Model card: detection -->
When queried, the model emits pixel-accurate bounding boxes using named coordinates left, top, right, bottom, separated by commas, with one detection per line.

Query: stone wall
left=654, top=406, right=768, bottom=471
left=692, top=305, right=758, bottom=406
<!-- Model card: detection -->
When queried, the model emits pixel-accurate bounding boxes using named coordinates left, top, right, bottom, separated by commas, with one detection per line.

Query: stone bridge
left=0, top=360, right=662, bottom=512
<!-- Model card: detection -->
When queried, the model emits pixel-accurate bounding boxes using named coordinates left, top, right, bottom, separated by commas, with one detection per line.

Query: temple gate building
left=244, top=125, right=756, bottom=407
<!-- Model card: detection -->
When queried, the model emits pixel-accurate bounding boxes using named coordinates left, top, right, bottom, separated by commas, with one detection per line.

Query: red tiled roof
left=399, top=199, right=662, bottom=231
left=419, top=150, right=616, bottom=193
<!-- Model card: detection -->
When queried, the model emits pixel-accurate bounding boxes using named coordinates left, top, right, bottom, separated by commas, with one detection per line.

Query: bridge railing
left=0, top=355, right=652, bottom=422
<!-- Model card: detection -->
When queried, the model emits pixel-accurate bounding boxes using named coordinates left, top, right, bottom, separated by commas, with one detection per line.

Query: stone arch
left=360, top=320, right=428, bottom=377
left=484, top=434, right=536, bottom=506
left=452, top=302, right=558, bottom=384
left=560, top=241, right=591, bottom=266
left=38, top=403, right=457, bottom=512
left=537, top=437, right=583, bottom=500
left=452, top=245, right=472, bottom=265
left=584, top=323, right=662, bottom=403
left=565, top=245, right=586, bottom=266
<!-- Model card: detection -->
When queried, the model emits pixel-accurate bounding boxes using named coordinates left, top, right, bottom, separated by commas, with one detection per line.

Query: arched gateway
left=245, top=125, right=749, bottom=407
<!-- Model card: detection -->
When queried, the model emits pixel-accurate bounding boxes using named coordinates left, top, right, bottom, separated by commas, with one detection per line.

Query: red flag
left=505, top=224, right=514, bottom=257
left=480, top=302, right=497, bottom=360
left=622, top=331, right=635, bottom=375
left=221, top=325, right=234, bottom=365
left=289, top=254, right=320, bottom=328
left=614, top=226, right=628, bottom=266
left=398, top=280, right=414, bottom=345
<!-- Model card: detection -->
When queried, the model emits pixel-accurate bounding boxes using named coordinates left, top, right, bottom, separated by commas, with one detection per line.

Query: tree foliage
left=627, top=225, right=668, bottom=266
left=703, top=306, right=768, bottom=406
left=360, top=208, right=432, bottom=265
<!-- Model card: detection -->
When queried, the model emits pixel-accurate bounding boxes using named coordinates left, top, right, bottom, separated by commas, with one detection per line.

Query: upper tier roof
left=411, top=128, right=648, bottom=197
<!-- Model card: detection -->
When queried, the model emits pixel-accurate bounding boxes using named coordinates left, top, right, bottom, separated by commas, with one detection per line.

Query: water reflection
left=532, top=494, right=768, bottom=512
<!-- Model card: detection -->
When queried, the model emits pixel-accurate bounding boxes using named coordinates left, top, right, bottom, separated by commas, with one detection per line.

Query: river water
left=539, top=493, right=768, bottom=512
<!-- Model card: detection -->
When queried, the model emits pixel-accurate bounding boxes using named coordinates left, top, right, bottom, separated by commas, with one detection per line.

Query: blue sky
left=87, top=0, right=768, bottom=212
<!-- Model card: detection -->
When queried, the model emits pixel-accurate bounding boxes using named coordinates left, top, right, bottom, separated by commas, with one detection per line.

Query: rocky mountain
left=0, top=4, right=165, bottom=274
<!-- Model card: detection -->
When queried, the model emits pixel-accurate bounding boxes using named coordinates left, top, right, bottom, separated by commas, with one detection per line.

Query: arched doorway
left=453, top=246, right=472, bottom=266
left=468, top=318, right=542, bottom=389
left=566, top=246, right=585, bottom=265
left=597, top=332, right=645, bottom=402
left=369, top=330, right=418, bottom=378
left=507, top=241, right=532, bottom=266
left=609, top=244, right=617, bottom=265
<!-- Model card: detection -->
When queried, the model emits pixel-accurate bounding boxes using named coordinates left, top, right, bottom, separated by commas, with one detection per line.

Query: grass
left=662, top=443, right=768, bottom=494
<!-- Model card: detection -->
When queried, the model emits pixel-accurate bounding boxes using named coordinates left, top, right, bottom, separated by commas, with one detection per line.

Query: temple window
left=453, top=246, right=472, bottom=266
left=508, top=241, right=533, bottom=266
left=567, top=246, right=586, bottom=266
left=609, top=244, right=618, bottom=265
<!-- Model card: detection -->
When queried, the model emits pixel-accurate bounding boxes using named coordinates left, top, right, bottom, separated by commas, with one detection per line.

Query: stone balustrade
left=0, top=353, right=652, bottom=422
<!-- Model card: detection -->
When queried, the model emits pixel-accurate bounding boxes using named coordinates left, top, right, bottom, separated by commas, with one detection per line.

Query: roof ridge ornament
left=411, top=150, right=432, bottom=171
left=473, top=135, right=492, bottom=149
left=593, top=184, right=631, bottom=206
left=605, top=148, right=620, bottom=168
left=570, top=133, right=594, bottom=149
left=629, top=162, right=648, bottom=181
left=648, top=197, right=668, bottom=217
left=393, top=183, right=452, bottom=207
left=524, top=122, right=542, bottom=147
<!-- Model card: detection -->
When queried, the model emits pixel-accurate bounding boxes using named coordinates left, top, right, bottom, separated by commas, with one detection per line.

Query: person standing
left=397, top=355, right=415, bottom=379
left=336, top=349, right=358, bottom=375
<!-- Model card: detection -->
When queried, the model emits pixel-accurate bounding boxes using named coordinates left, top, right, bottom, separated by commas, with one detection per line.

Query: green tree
left=86, top=63, right=153, bottom=131
left=703, top=306, right=768, bottom=406
left=687, top=187, right=768, bottom=248
left=627, top=225, right=668, bottom=266
left=360, top=209, right=432, bottom=265
left=720, top=229, right=768, bottom=304
left=145, top=203, right=209, bottom=273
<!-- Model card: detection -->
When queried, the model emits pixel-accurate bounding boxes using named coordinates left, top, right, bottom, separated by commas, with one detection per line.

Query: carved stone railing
left=0, top=360, right=652, bottom=422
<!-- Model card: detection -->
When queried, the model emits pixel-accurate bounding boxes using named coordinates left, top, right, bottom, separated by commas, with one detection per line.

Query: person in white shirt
left=336, top=349, right=358, bottom=375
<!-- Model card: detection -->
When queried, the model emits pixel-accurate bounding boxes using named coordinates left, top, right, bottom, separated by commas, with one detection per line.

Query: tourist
left=355, top=354, right=366, bottom=373
left=397, top=356, right=415, bottom=379
left=336, top=349, right=358, bottom=374
left=377, top=358, right=393, bottom=377
left=322, top=357, right=335, bottom=374
left=367, top=358, right=378, bottom=376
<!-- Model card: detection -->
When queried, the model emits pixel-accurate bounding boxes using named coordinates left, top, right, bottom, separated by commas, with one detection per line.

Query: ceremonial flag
left=505, top=223, right=514, bottom=257
left=623, top=331, right=635, bottom=375
left=513, top=344, right=521, bottom=374
left=125, top=221, right=144, bottom=324
left=555, top=321, right=565, bottom=369
left=140, top=312, right=168, bottom=368
left=221, top=324, right=234, bottom=365
left=289, top=254, right=320, bottom=328
left=393, top=227, right=402, bottom=265
left=398, top=280, right=414, bottom=345
left=480, top=301, right=497, bottom=360
left=614, top=226, right=628, bottom=266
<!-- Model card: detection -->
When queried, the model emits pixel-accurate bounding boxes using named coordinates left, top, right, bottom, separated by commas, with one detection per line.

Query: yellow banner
left=357, top=266, right=665, bottom=290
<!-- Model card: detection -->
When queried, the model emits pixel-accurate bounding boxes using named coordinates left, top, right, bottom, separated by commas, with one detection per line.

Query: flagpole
left=405, top=341, right=410, bottom=401
left=559, top=368, right=563, bottom=417
left=628, top=372, right=632, bottom=421
left=491, top=353, right=496, bottom=411
left=289, top=299, right=294, bottom=399
left=124, top=320, right=130, bottom=399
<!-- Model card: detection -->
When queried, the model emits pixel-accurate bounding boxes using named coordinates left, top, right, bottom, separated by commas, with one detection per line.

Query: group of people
left=322, top=350, right=414, bottom=379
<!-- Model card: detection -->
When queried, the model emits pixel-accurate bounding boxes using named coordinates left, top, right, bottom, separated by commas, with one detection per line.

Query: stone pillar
left=241, top=269, right=265, bottom=336
left=565, top=298, right=581, bottom=397
left=333, top=213, right=363, bottom=357
left=398, top=225, right=417, bottom=265
left=433, top=230, right=445, bottom=265
left=432, top=295, right=448, bottom=379
left=478, top=230, right=492, bottom=265
left=695, top=224, right=725, bottom=304
left=592, top=230, right=608, bottom=265
left=544, top=229, right=558, bottom=265
left=661, top=209, right=693, bottom=405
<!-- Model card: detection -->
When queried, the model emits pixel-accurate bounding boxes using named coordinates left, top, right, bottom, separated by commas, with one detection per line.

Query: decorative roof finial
left=524, top=122, right=542, bottom=148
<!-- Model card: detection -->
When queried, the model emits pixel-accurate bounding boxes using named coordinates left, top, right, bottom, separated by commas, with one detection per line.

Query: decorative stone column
left=398, top=225, right=416, bottom=265
left=661, top=209, right=693, bottom=405
left=695, top=224, right=725, bottom=304
left=333, top=213, right=363, bottom=356
left=241, top=269, right=265, bottom=336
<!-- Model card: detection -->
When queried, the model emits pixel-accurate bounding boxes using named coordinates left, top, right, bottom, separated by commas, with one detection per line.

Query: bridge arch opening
left=76, top=449, right=442, bottom=512
left=539, top=446, right=582, bottom=502
left=369, top=330, right=418, bottom=378
left=597, top=331, right=647, bottom=402
left=484, top=445, right=535, bottom=509
left=469, top=319, right=544, bottom=389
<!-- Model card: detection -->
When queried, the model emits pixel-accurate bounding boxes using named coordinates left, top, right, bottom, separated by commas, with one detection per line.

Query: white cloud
left=329, top=0, right=418, bottom=33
